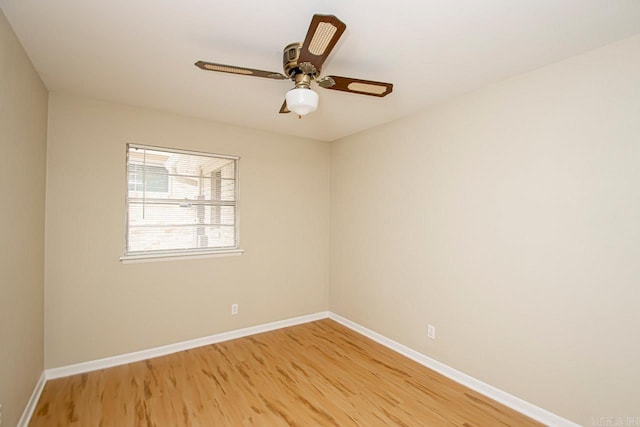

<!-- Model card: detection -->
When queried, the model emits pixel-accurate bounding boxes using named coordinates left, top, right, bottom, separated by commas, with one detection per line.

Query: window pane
left=127, top=164, right=169, bottom=192
left=127, top=224, right=236, bottom=252
left=220, top=161, right=235, bottom=179
left=128, top=203, right=235, bottom=226
left=126, top=144, right=238, bottom=255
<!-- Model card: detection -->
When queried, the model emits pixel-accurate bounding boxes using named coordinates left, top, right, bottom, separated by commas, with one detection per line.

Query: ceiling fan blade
left=195, top=61, right=288, bottom=80
left=320, top=76, right=393, bottom=97
left=279, top=99, right=290, bottom=114
left=298, top=15, right=346, bottom=73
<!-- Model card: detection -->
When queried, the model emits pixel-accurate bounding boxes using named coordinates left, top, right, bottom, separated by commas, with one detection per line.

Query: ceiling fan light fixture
left=285, top=87, right=319, bottom=116
left=195, top=14, right=393, bottom=116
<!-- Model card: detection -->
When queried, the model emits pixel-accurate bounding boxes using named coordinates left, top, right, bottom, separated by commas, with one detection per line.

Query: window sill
left=120, top=249, right=244, bottom=264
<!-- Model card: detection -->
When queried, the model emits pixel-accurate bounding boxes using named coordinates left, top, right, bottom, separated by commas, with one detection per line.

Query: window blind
left=125, top=144, right=239, bottom=256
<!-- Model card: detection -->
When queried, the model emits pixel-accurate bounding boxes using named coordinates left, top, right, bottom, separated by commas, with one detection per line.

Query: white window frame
left=120, top=144, right=243, bottom=263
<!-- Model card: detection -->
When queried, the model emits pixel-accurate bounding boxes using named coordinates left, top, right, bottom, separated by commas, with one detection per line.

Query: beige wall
left=45, top=93, right=330, bottom=368
left=330, top=35, right=640, bottom=425
left=0, top=9, right=48, bottom=427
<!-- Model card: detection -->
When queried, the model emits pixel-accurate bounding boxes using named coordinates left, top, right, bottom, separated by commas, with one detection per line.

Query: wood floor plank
left=29, top=319, right=543, bottom=426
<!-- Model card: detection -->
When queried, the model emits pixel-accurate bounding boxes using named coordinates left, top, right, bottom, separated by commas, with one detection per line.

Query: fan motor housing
left=283, top=43, right=302, bottom=77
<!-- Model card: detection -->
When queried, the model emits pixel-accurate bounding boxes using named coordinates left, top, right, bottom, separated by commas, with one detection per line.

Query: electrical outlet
left=427, top=324, right=436, bottom=340
left=231, top=304, right=238, bottom=315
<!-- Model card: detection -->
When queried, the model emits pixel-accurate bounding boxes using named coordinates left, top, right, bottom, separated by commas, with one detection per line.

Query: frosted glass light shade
left=285, top=88, right=319, bottom=116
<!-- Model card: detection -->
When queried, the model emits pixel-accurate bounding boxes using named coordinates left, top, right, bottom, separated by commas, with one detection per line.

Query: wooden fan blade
left=279, top=99, right=290, bottom=114
left=298, top=15, right=346, bottom=73
left=321, top=76, right=393, bottom=97
left=195, top=61, right=288, bottom=80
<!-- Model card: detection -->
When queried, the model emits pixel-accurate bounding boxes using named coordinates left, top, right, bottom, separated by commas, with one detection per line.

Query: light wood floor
left=30, top=319, right=542, bottom=426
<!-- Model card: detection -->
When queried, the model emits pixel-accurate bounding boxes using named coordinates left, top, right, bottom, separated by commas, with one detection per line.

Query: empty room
left=1, top=1, right=639, bottom=426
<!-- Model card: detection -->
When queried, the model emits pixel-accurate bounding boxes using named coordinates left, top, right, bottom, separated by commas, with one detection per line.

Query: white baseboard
left=46, top=311, right=329, bottom=380
left=17, top=371, right=47, bottom=427
left=328, top=312, right=581, bottom=427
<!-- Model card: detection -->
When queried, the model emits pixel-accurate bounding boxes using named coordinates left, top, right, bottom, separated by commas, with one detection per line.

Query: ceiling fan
left=195, top=14, right=393, bottom=117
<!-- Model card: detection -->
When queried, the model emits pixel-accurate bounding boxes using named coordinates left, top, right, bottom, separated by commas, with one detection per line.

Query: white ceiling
left=2, top=1, right=639, bottom=141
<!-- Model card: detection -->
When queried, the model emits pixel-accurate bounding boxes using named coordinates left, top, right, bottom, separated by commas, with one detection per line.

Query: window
left=123, top=144, right=240, bottom=260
